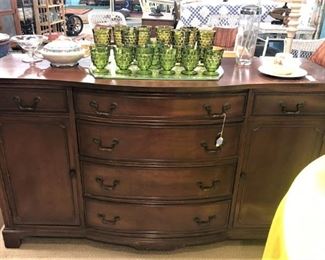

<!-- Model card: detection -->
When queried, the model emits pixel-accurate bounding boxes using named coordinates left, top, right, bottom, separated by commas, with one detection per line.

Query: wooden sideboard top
left=0, top=53, right=325, bottom=92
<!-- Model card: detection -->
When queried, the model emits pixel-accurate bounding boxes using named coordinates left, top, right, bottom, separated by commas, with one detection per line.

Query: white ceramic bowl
left=40, top=36, right=87, bottom=67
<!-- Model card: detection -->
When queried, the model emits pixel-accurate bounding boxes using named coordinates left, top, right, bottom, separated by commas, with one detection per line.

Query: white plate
left=258, top=65, right=308, bottom=79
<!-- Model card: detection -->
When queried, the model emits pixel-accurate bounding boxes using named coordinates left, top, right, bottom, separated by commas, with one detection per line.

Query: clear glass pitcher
left=235, top=5, right=261, bottom=65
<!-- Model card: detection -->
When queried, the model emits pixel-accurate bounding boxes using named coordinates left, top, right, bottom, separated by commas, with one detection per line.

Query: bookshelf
left=33, top=0, right=66, bottom=35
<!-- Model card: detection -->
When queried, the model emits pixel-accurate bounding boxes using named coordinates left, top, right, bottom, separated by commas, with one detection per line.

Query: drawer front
left=75, top=91, right=246, bottom=119
left=0, top=88, right=68, bottom=113
left=86, top=199, right=230, bottom=233
left=78, top=122, right=241, bottom=161
left=253, top=93, right=325, bottom=116
left=82, top=162, right=236, bottom=199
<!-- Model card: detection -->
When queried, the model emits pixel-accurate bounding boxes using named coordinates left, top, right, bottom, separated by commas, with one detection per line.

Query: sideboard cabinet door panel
left=234, top=123, right=324, bottom=228
left=0, top=117, right=79, bottom=225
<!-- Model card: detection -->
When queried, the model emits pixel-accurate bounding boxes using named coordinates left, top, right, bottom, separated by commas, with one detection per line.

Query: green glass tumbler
left=203, top=48, right=224, bottom=76
left=150, top=42, right=161, bottom=69
left=173, top=29, right=189, bottom=63
left=113, top=46, right=133, bottom=75
left=91, top=46, right=109, bottom=74
left=181, top=27, right=198, bottom=48
left=92, top=27, right=112, bottom=46
left=198, top=29, right=215, bottom=48
left=156, top=25, right=173, bottom=45
left=181, top=47, right=199, bottom=75
left=122, top=27, right=138, bottom=46
left=136, top=46, right=153, bottom=75
left=160, top=46, right=177, bottom=75
left=137, top=26, right=151, bottom=47
left=113, top=25, right=127, bottom=47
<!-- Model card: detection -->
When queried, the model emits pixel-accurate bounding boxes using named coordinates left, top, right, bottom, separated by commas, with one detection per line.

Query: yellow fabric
left=263, top=155, right=325, bottom=260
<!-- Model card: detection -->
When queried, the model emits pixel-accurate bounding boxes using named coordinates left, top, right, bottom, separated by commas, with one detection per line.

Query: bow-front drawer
left=0, top=88, right=68, bottom=113
left=75, top=91, right=246, bottom=120
left=85, top=199, right=230, bottom=233
left=82, top=162, right=235, bottom=200
left=77, top=121, right=241, bottom=162
left=253, top=93, right=325, bottom=116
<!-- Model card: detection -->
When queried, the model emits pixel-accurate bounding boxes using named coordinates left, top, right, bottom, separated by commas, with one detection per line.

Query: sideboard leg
left=2, top=230, right=22, bottom=248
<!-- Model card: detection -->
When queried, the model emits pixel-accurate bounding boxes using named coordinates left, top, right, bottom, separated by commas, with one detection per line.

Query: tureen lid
left=43, top=36, right=82, bottom=53
left=0, top=33, right=10, bottom=43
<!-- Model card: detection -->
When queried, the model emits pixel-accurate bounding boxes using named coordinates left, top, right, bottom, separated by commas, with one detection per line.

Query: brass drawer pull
left=97, top=213, right=120, bottom=225
left=197, top=180, right=220, bottom=191
left=193, top=215, right=216, bottom=225
left=12, top=96, right=41, bottom=111
left=203, top=103, right=231, bottom=118
left=96, top=176, right=120, bottom=191
left=279, top=102, right=304, bottom=115
left=201, top=141, right=223, bottom=153
left=89, top=100, right=117, bottom=117
left=93, top=138, right=119, bottom=152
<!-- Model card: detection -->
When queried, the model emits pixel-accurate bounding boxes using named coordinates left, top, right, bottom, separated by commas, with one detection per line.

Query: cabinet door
left=0, top=117, right=79, bottom=225
left=234, top=122, right=324, bottom=228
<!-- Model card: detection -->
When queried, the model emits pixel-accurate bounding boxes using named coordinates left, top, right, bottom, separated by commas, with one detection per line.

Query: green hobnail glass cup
left=181, top=47, right=199, bottom=75
left=92, top=27, right=112, bottom=46
left=173, top=29, right=189, bottom=63
left=113, top=25, right=127, bottom=47
left=156, top=25, right=173, bottom=46
left=203, top=48, right=224, bottom=76
left=160, top=46, right=177, bottom=75
left=91, top=45, right=109, bottom=74
left=122, top=27, right=138, bottom=46
left=137, top=25, right=151, bottom=47
left=136, top=46, right=153, bottom=75
left=198, top=29, right=215, bottom=48
left=113, top=46, right=133, bottom=75
left=150, top=41, right=161, bottom=69
left=198, top=29, right=215, bottom=62
left=181, top=27, right=198, bottom=48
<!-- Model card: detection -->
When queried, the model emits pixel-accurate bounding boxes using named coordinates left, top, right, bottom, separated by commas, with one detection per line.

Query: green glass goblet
left=156, top=25, right=173, bottom=46
left=203, top=48, right=224, bottom=76
left=137, top=25, right=151, bottom=47
left=198, top=29, right=215, bottom=48
left=181, top=47, right=199, bottom=75
left=181, top=27, right=198, bottom=48
left=136, top=46, right=153, bottom=75
left=113, top=25, right=127, bottom=47
left=122, top=27, right=138, bottom=46
left=160, top=46, right=177, bottom=75
left=92, top=27, right=112, bottom=46
left=91, top=46, right=109, bottom=74
left=173, top=29, right=189, bottom=63
left=113, top=46, right=133, bottom=75
left=150, top=42, right=161, bottom=69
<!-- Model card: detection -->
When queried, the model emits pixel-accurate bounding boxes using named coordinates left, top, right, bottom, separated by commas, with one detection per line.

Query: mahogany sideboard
left=0, top=54, right=324, bottom=250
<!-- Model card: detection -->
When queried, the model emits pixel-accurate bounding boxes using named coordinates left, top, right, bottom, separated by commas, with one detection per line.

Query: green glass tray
left=89, top=63, right=224, bottom=81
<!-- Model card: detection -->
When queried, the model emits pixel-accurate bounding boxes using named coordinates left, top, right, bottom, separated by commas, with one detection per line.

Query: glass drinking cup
left=113, top=25, right=127, bottom=47
left=92, top=27, right=112, bottom=46
left=11, top=34, right=45, bottom=63
left=122, top=27, right=138, bottom=46
left=160, top=46, right=177, bottom=75
left=91, top=46, right=109, bottom=74
left=181, top=47, right=199, bottom=75
left=113, top=46, right=133, bottom=75
left=137, top=26, right=151, bottom=47
left=181, top=27, right=198, bottom=48
left=136, top=46, right=153, bottom=75
left=203, top=48, right=224, bottom=76
left=173, top=29, right=189, bottom=63
left=150, top=42, right=161, bottom=69
left=156, top=25, right=173, bottom=45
